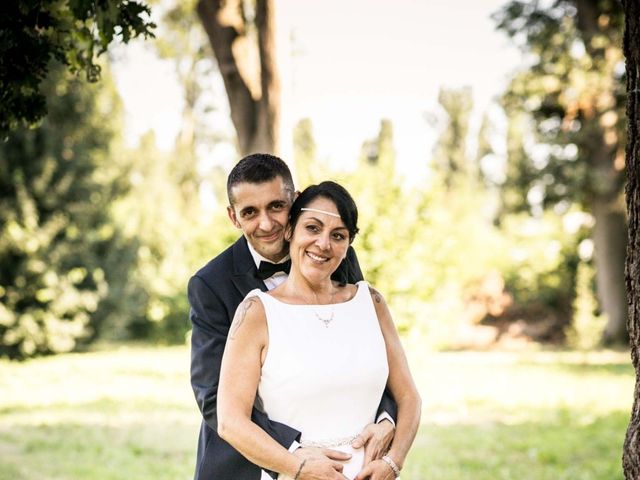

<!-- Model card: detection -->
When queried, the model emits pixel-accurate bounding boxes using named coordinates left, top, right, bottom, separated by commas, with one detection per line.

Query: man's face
left=227, top=177, right=293, bottom=262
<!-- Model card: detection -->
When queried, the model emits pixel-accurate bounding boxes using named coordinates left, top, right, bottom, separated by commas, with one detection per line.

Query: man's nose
left=258, top=212, right=274, bottom=231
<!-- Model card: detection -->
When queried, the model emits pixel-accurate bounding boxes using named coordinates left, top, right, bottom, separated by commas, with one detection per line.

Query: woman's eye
left=306, top=225, right=318, bottom=232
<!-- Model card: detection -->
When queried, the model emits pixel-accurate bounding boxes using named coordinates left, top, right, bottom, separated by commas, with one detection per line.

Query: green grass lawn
left=0, top=345, right=633, bottom=479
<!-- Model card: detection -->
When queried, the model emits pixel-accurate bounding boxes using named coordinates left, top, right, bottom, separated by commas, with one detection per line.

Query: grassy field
left=0, top=344, right=633, bottom=480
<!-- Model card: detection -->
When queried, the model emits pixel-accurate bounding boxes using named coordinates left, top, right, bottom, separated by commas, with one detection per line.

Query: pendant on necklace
left=315, top=311, right=334, bottom=328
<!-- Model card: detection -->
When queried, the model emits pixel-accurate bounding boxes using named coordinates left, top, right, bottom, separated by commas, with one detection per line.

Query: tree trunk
left=197, top=0, right=280, bottom=155
left=592, top=197, right=629, bottom=344
left=623, top=0, right=640, bottom=477
left=574, top=0, right=629, bottom=344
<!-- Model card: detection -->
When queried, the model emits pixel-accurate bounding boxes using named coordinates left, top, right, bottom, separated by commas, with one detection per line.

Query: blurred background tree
left=494, top=0, right=627, bottom=344
left=0, top=63, right=129, bottom=358
left=197, top=0, right=280, bottom=154
left=0, top=0, right=631, bottom=359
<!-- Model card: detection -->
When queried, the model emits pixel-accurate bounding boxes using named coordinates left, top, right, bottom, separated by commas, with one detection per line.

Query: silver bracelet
left=381, top=455, right=401, bottom=478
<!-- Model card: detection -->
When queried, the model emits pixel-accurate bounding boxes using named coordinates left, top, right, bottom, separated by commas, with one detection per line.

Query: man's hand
left=351, top=420, right=395, bottom=466
left=353, top=459, right=395, bottom=480
left=293, top=447, right=351, bottom=480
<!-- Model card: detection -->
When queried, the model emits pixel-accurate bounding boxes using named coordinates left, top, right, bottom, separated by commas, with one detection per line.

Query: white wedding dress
left=247, top=281, right=389, bottom=480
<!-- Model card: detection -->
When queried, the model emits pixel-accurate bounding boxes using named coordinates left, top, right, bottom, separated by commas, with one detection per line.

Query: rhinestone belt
left=300, top=434, right=359, bottom=448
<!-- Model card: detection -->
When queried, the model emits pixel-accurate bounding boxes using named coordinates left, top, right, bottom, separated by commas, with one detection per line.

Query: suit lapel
left=231, top=236, right=268, bottom=297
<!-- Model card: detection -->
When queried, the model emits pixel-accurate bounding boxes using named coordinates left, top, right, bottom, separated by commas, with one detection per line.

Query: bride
left=217, top=181, right=421, bottom=480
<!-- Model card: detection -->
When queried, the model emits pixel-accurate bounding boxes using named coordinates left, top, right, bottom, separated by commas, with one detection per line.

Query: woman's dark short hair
left=289, top=181, right=359, bottom=242
left=227, top=153, right=295, bottom=205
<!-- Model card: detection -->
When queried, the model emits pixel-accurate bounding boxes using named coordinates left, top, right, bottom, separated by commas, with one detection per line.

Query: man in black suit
left=189, top=153, right=396, bottom=480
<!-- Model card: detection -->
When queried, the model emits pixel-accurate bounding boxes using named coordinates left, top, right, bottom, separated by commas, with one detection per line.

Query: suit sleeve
left=345, top=247, right=398, bottom=423
left=188, top=275, right=301, bottom=453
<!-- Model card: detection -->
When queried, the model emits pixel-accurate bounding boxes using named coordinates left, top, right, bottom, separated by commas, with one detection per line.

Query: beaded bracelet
left=381, top=455, right=401, bottom=478
left=293, top=459, right=306, bottom=480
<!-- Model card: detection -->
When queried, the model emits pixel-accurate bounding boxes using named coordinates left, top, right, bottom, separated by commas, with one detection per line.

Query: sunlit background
left=0, top=0, right=633, bottom=479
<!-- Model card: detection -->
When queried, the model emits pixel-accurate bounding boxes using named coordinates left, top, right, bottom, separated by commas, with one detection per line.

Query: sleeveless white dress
left=246, top=281, right=389, bottom=480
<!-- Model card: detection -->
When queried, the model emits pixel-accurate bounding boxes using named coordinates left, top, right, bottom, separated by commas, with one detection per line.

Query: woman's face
left=288, top=196, right=350, bottom=284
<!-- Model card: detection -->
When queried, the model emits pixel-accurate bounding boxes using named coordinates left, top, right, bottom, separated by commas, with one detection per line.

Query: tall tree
left=154, top=0, right=227, bottom=204
left=293, top=118, right=322, bottom=188
left=0, top=0, right=154, bottom=133
left=197, top=0, right=280, bottom=155
left=432, top=87, right=478, bottom=188
left=623, top=1, right=640, bottom=477
left=495, top=0, right=628, bottom=343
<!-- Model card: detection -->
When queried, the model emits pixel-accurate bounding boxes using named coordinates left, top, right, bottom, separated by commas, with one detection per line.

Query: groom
left=189, top=153, right=397, bottom=480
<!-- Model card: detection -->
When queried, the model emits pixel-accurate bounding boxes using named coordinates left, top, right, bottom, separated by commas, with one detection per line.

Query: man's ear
left=284, top=224, right=293, bottom=242
left=293, top=190, right=301, bottom=200
left=227, top=205, right=241, bottom=229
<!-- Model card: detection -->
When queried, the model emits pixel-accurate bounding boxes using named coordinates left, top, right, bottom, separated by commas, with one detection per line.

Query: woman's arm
left=217, top=296, right=347, bottom=479
left=218, top=295, right=301, bottom=475
left=355, top=287, right=422, bottom=479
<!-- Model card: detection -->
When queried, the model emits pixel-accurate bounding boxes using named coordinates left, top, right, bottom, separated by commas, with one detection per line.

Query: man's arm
left=188, top=274, right=300, bottom=450
left=377, top=386, right=398, bottom=422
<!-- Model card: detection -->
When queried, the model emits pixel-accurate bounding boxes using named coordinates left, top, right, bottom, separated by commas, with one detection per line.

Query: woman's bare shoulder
left=229, top=295, right=267, bottom=341
left=366, top=284, right=386, bottom=306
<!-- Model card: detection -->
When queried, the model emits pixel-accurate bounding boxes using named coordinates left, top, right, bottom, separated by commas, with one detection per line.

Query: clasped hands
left=293, top=420, right=395, bottom=480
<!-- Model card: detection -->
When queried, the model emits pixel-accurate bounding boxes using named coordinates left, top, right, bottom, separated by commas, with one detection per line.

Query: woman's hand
left=353, top=458, right=396, bottom=480
left=296, top=456, right=350, bottom=480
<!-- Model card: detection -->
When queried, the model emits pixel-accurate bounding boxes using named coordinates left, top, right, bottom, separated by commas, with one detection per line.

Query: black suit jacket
left=189, top=236, right=397, bottom=480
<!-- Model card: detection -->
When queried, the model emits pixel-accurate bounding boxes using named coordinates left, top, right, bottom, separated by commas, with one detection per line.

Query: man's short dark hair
left=227, top=153, right=295, bottom=205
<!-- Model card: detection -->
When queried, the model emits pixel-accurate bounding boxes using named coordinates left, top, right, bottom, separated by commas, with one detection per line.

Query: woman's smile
left=305, top=251, right=330, bottom=263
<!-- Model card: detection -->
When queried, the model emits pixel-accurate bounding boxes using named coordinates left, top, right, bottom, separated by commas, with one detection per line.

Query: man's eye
left=242, top=210, right=255, bottom=218
left=271, top=204, right=284, bottom=210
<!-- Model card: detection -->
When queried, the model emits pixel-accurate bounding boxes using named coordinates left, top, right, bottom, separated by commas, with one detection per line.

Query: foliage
left=293, top=118, right=330, bottom=189
left=493, top=0, right=626, bottom=213
left=0, top=0, right=155, bottom=133
left=565, top=260, right=607, bottom=350
left=493, top=0, right=628, bottom=344
left=343, top=120, right=430, bottom=334
left=0, top=345, right=631, bottom=479
left=432, top=87, right=478, bottom=188
left=0, top=63, right=128, bottom=359
left=99, top=0, right=237, bottom=342
left=494, top=0, right=625, bottom=209
left=152, top=0, right=225, bottom=164
left=100, top=133, right=238, bottom=343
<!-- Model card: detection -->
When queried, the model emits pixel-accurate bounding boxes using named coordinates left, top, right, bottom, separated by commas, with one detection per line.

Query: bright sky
left=112, top=0, right=521, bottom=183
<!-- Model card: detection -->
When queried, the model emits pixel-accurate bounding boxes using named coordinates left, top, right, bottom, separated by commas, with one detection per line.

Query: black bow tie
left=257, top=260, right=291, bottom=280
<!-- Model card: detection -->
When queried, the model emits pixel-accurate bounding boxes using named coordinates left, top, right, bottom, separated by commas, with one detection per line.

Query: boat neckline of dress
left=262, top=280, right=366, bottom=307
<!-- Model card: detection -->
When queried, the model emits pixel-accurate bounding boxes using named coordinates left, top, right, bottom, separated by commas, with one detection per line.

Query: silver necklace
left=308, top=289, right=335, bottom=328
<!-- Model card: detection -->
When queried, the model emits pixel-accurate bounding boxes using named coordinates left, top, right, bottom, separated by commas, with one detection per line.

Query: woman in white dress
left=217, top=181, right=421, bottom=479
